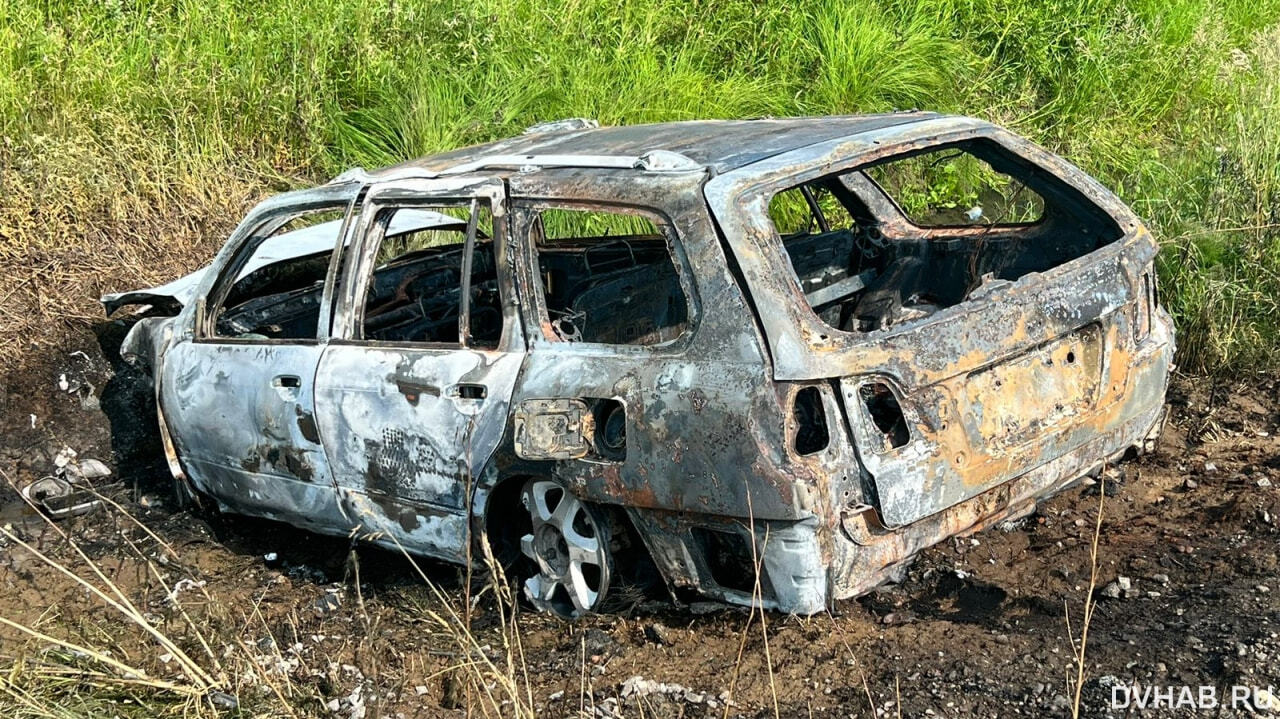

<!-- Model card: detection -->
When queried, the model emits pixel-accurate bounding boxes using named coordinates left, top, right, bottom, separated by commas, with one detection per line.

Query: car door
left=159, top=184, right=359, bottom=532
left=314, top=177, right=524, bottom=562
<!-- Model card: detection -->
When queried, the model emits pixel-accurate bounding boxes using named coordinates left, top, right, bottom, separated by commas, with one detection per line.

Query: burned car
left=103, top=114, right=1173, bottom=616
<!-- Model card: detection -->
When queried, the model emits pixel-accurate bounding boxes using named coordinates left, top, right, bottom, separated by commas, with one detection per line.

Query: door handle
left=449, top=384, right=487, bottom=400
left=394, top=377, right=441, bottom=407
left=273, top=375, right=301, bottom=389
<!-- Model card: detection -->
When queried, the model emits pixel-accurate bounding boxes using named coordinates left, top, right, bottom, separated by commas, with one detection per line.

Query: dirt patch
left=1, top=330, right=1278, bottom=717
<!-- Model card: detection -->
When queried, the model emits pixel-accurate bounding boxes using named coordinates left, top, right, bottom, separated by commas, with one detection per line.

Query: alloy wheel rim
left=519, top=479, right=611, bottom=617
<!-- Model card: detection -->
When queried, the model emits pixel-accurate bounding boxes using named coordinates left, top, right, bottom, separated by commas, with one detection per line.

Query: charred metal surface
left=514, top=399, right=595, bottom=460
left=104, top=113, right=1174, bottom=616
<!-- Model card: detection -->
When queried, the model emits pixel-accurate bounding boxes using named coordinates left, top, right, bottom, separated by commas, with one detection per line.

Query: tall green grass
left=2, top=0, right=1279, bottom=371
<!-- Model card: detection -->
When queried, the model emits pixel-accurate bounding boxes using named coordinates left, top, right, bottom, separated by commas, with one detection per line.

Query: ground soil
left=1, top=322, right=1277, bottom=718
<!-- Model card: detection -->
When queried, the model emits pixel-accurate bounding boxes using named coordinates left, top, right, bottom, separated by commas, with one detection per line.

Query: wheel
left=519, top=479, right=613, bottom=617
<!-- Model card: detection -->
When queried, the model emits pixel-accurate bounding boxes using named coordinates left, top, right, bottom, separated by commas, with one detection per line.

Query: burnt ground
left=1, top=320, right=1278, bottom=718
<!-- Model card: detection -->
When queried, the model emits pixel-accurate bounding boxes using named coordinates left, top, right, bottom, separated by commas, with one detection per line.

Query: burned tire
left=172, top=475, right=211, bottom=514
left=519, top=478, right=614, bottom=617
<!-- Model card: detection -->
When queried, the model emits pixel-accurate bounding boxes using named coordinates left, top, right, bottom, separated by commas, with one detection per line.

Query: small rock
left=1258, top=478, right=1273, bottom=488
left=76, top=459, right=112, bottom=479
left=583, top=628, right=615, bottom=657
left=643, top=622, right=674, bottom=646
left=1152, top=573, right=1170, bottom=585
left=205, top=691, right=239, bottom=712
left=1256, top=584, right=1271, bottom=594
left=881, top=612, right=897, bottom=625
left=1204, top=461, right=1218, bottom=473
left=1183, top=478, right=1198, bottom=490
left=1099, top=576, right=1132, bottom=599
left=1050, top=695, right=1071, bottom=711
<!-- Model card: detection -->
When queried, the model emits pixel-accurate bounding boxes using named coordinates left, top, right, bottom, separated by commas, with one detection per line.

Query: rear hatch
left=827, top=239, right=1162, bottom=527
left=705, top=118, right=1171, bottom=527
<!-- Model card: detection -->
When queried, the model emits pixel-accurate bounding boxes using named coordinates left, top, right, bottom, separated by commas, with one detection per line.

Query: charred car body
left=104, top=114, right=1173, bottom=616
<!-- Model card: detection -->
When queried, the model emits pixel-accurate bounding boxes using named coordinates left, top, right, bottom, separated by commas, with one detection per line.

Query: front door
left=314, top=177, right=524, bottom=561
left=161, top=185, right=358, bottom=532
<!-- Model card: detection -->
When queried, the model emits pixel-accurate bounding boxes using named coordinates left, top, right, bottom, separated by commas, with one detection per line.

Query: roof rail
left=329, top=150, right=703, bottom=185
left=522, top=117, right=599, bottom=135
left=439, top=151, right=702, bottom=175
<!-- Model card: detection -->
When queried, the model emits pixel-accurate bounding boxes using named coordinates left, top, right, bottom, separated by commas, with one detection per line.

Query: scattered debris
left=166, top=578, right=207, bottom=604
left=205, top=691, right=239, bottom=712
left=17, top=454, right=113, bottom=520
left=619, top=675, right=725, bottom=708
left=312, top=590, right=343, bottom=614
left=20, top=476, right=98, bottom=519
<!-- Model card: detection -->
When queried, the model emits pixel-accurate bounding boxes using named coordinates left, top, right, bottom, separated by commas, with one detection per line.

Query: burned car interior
left=772, top=138, right=1125, bottom=333
left=359, top=206, right=503, bottom=347
left=212, top=210, right=347, bottom=340
left=106, top=114, right=1173, bottom=619
left=530, top=207, right=690, bottom=346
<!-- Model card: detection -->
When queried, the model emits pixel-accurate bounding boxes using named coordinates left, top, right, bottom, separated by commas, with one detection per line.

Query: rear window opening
left=768, top=139, right=1123, bottom=334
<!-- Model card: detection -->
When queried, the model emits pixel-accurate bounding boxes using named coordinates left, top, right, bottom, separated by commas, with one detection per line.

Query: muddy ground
left=0, top=321, right=1277, bottom=718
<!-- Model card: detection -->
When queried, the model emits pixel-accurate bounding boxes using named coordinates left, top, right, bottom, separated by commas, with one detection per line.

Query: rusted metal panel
left=513, top=398, right=596, bottom=460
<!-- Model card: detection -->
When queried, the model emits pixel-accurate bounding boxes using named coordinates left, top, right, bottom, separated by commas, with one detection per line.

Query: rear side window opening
left=529, top=205, right=692, bottom=347
left=767, top=138, right=1123, bottom=334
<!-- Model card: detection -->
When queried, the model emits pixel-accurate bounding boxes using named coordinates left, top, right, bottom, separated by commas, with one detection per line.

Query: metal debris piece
left=21, top=476, right=99, bottom=519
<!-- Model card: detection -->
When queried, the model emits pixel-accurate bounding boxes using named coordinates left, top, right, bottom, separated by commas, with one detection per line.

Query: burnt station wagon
left=104, top=114, right=1174, bottom=616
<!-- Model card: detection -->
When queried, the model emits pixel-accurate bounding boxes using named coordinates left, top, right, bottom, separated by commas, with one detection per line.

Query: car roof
left=368, top=112, right=943, bottom=178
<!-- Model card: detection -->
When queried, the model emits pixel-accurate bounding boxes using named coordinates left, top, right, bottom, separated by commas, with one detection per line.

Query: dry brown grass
left=0, top=142, right=279, bottom=371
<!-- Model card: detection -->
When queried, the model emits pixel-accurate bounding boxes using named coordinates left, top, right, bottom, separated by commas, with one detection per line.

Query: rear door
left=160, top=185, right=358, bottom=530
left=314, top=177, right=524, bottom=561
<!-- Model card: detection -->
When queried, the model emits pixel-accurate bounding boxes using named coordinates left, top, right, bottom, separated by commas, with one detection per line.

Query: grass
left=2, top=1, right=1280, bottom=368
left=1, top=0, right=1280, bottom=371
left=0, top=465, right=542, bottom=718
